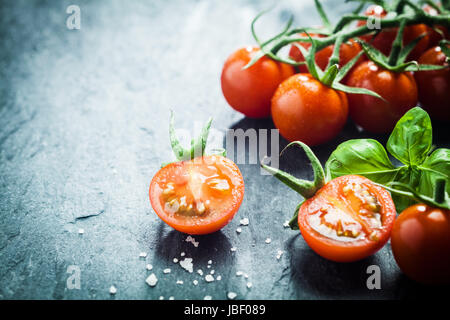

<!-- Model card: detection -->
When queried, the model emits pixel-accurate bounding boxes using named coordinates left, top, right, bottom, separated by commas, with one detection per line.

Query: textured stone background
left=0, top=0, right=448, bottom=299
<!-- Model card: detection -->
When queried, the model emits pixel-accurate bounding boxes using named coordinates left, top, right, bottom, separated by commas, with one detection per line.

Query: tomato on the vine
left=289, top=33, right=363, bottom=74
left=298, top=175, right=396, bottom=262
left=221, top=46, right=294, bottom=118
left=414, top=46, right=450, bottom=122
left=391, top=204, right=450, bottom=285
left=346, top=60, right=418, bottom=133
left=150, top=155, right=245, bottom=235
left=271, top=73, right=348, bottom=146
left=358, top=5, right=429, bottom=61
left=423, top=5, right=449, bottom=48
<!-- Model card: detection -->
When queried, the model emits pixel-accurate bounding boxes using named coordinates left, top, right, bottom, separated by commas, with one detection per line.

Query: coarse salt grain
left=283, top=221, right=290, bottom=228
left=109, top=285, right=117, bottom=294
left=240, top=218, right=249, bottom=226
left=205, top=274, right=214, bottom=282
left=236, top=227, right=242, bottom=233
left=176, top=280, right=184, bottom=285
left=146, top=264, right=153, bottom=271
left=230, top=247, right=237, bottom=252
left=163, top=268, right=171, bottom=274
left=227, top=292, right=237, bottom=300
left=197, top=269, right=203, bottom=276
left=146, top=274, right=158, bottom=287
left=78, top=228, right=84, bottom=235
left=276, top=250, right=284, bottom=260
left=180, top=252, right=185, bottom=257
left=247, top=282, right=253, bottom=289
left=139, top=252, right=147, bottom=258
left=204, top=296, right=212, bottom=300
left=193, top=280, right=198, bottom=285
left=236, top=271, right=243, bottom=276
left=185, top=236, right=199, bottom=247
left=265, top=238, right=271, bottom=244
left=216, top=275, right=222, bottom=281
left=173, top=258, right=179, bottom=263
left=179, top=258, right=193, bottom=273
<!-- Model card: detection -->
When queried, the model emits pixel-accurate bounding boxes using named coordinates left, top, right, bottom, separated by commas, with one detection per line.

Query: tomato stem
left=435, top=179, right=446, bottom=204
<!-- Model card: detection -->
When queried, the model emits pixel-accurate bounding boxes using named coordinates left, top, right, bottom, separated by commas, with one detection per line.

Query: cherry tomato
left=271, top=73, right=348, bottom=146
left=358, top=5, right=429, bottom=61
left=289, top=33, right=363, bottom=75
left=221, top=46, right=295, bottom=118
left=149, top=155, right=245, bottom=235
left=298, top=175, right=396, bottom=262
left=346, top=60, right=418, bottom=133
left=423, top=5, right=449, bottom=48
left=415, top=46, right=450, bottom=122
left=391, top=204, right=450, bottom=285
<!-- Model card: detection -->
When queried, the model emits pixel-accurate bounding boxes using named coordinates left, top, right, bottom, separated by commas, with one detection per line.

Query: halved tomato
left=298, top=175, right=396, bottom=262
left=149, top=155, right=245, bottom=235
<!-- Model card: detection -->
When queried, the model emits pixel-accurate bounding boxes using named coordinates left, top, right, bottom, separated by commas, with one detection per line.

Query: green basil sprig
left=325, top=107, right=450, bottom=212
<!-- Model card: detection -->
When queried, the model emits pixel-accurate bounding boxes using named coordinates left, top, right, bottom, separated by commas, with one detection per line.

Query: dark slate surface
left=0, top=0, right=449, bottom=300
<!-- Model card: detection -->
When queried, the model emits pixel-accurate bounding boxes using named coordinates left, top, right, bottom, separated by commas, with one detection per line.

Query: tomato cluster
left=221, top=4, right=449, bottom=145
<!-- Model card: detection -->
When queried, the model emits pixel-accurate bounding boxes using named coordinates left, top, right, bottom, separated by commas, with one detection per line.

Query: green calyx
left=164, top=111, right=225, bottom=167
left=261, top=141, right=326, bottom=230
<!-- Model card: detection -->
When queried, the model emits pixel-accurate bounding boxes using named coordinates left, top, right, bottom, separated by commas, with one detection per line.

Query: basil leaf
left=391, top=166, right=421, bottom=212
left=325, top=139, right=400, bottom=183
left=387, top=107, right=432, bottom=166
left=419, top=148, right=450, bottom=199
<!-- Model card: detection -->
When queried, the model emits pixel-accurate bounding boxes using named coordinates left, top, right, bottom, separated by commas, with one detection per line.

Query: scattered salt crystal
left=283, top=220, right=290, bottom=228
left=265, top=238, right=272, bottom=244
left=247, top=282, right=253, bottom=289
left=179, top=258, right=193, bottom=273
left=244, top=274, right=249, bottom=279
left=146, top=264, right=153, bottom=271
left=176, top=280, right=184, bottom=285
left=186, top=236, right=199, bottom=247
left=159, top=296, right=164, bottom=300
left=204, top=296, right=212, bottom=300
left=163, top=268, right=171, bottom=274
left=207, top=260, right=212, bottom=264
left=197, top=269, right=203, bottom=276
left=109, top=285, right=117, bottom=295
left=78, top=228, right=84, bottom=235
left=276, top=250, right=284, bottom=260
left=193, top=280, right=198, bottom=285
left=180, top=252, right=186, bottom=257
left=240, top=218, right=249, bottom=226
left=236, top=271, right=243, bottom=276
left=146, top=274, right=158, bottom=287
left=173, top=258, right=179, bottom=263
left=205, top=274, right=215, bottom=282
left=169, top=296, right=174, bottom=300
left=236, top=227, right=242, bottom=234
left=210, top=270, right=215, bottom=275
left=139, top=252, right=147, bottom=258
left=216, top=275, right=222, bottom=281
left=230, top=247, right=237, bottom=252
left=207, top=265, right=211, bottom=269
left=227, top=292, right=237, bottom=300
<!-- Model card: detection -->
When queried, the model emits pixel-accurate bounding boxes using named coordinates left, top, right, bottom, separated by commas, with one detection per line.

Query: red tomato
left=346, top=60, right=418, bottom=133
left=415, top=46, right=450, bottom=122
left=423, top=5, right=449, bottom=48
left=298, top=175, right=396, bottom=262
left=221, top=46, right=295, bottom=118
left=289, top=33, right=363, bottom=74
left=271, top=73, right=348, bottom=146
left=391, top=204, right=450, bottom=285
left=149, top=155, right=244, bottom=235
left=358, top=5, right=429, bottom=61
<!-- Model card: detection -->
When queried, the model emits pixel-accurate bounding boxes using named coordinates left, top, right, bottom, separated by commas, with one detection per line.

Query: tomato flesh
left=149, top=155, right=244, bottom=235
left=299, top=175, right=396, bottom=262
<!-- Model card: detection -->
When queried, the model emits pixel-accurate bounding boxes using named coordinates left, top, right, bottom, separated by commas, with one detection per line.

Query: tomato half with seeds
left=391, top=204, right=450, bottom=285
left=298, top=175, right=396, bottom=262
left=221, top=46, right=295, bottom=118
left=149, top=155, right=244, bottom=235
